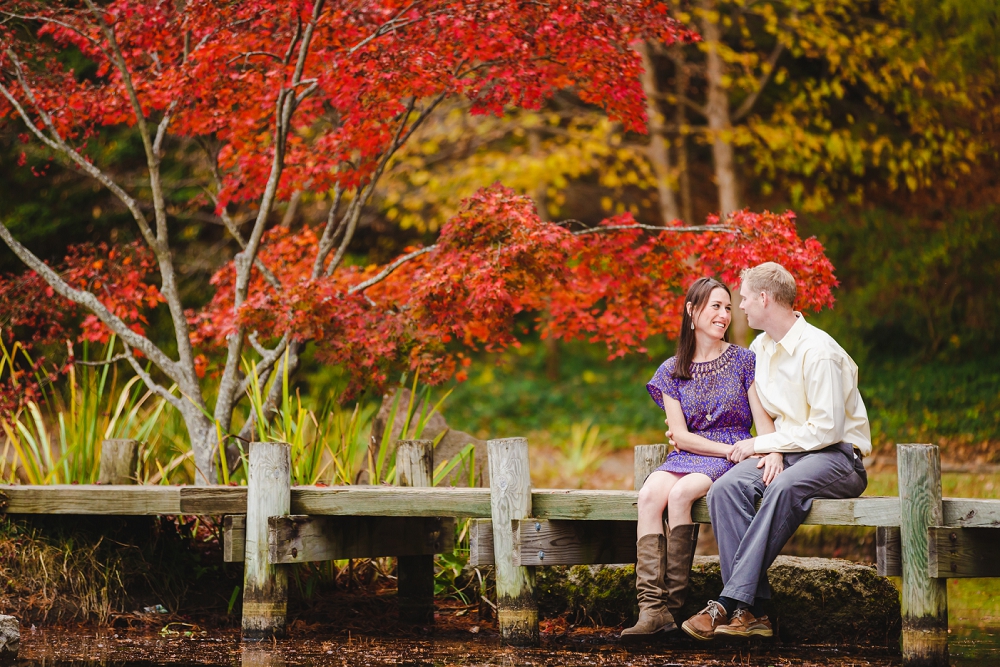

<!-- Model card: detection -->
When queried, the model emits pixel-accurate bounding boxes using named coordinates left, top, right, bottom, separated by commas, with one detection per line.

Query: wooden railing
left=0, top=440, right=990, bottom=666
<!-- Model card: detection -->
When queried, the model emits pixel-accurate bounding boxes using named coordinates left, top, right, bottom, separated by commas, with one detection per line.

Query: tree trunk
left=700, top=0, right=749, bottom=346
left=672, top=46, right=694, bottom=225
left=185, top=409, right=220, bottom=485
left=637, top=42, right=680, bottom=224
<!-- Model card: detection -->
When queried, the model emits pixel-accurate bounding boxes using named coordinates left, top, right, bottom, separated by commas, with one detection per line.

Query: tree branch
left=0, top=221, right=185, bottom=383
left=570, top=222, right=734, bottom=236
left=122, top=347, right=186, bottom=413
left=348, top=245, right=436, bottom=295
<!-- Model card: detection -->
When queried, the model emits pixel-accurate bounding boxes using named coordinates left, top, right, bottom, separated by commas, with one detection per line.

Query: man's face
left=739, top=282, right=764, bottom=330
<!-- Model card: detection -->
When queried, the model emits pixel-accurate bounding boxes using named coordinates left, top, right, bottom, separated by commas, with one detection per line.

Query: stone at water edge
left=534, top=555, right=902, bottom=646
left=0, top=616, right=18, bottom=661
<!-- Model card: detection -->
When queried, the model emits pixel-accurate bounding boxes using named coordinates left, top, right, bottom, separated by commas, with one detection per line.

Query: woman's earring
left=690, top=322, right=695, bottom=330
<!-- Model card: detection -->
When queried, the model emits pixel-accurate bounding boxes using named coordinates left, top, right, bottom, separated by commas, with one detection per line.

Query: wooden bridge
left=0, top=439, right=993, bottom=667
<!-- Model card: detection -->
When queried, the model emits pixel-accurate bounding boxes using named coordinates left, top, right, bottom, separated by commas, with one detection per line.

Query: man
left=681, top=261, right=871, bottom=640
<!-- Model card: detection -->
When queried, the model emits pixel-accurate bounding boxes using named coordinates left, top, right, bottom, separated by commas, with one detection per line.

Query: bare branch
left=570, top=223, right=734, bottom=236
left=312, top=184, right=345, bottom=277
left=73, top=354, right=129, bottom=367
left=239, top=333, right=290, bottom=396
left=123, top=347, right=186, bottom=413
left=0, top=52, right=158, bottom=247
left=348, top=245, right=436, bottom=295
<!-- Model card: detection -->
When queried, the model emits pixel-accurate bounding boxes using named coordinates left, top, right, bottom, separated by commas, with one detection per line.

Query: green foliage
left=445, top=337, right=672, bottom=443
left=1, top=336, right=178, bottom=484
left=807, top=205, right=1000, bottom=359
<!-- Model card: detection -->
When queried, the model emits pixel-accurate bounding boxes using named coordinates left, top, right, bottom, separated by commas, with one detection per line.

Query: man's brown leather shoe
left=680, top=600, right=728, bottom=641
left=714, top=608, right=773, bottom=638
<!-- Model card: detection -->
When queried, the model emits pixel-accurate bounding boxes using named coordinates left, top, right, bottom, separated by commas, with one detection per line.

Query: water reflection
left=11, top=626, right=1000, bottom=666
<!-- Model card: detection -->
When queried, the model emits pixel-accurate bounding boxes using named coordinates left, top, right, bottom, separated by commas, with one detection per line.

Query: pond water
left=12, top=626, right=1000, bottom=667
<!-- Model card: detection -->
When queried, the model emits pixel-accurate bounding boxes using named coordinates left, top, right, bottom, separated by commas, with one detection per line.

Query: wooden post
left=99, top=439, right=138, bottom=485
left=488, top=437, right=538, bottom=646
left=898, top=443, right=948, bottom=667
left=633, top=444, right=668, bottom=492
left=242, top=442, right=291, bottom=641
left=395, top=439, right=435, bottom=624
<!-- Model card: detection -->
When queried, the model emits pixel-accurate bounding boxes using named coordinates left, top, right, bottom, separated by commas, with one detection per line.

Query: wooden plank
left=529, top=490, right=898, bottom=526
left=942, top=498, right=1000, bottom=527
left=266, top=515, right=454, bottom=564
left=0, top=485, right=180, bottom=514
left=180, top=486, right=247, bottom=514
left=877, top=526, right=901, bottom=577
left=929, top=526, right=1000, bottom=578
left=803, top=496, right=900, bottom=526
left=898, top=444, right=948, bottom=666
left=291, top=486, right=492, bottom=517
left=469, top=518, right=493, bottom=567
left=531, top=489, right=638, bottom=521
left=224, top=515, right=245, bottom=563
left=513, top=519, right=637, bottom=566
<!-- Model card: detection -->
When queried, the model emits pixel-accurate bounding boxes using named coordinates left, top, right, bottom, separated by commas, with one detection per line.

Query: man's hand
left=756, top=452, right=784, bottom=485
left=728, top=438, right=756, bottom=463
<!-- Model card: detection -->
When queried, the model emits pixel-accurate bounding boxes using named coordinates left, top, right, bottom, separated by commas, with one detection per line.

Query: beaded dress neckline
left=688, top=343, right=737, bottom=376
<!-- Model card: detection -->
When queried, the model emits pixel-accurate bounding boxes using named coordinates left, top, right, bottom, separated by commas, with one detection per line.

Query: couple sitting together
left=622, top=261, right=871, bottom=642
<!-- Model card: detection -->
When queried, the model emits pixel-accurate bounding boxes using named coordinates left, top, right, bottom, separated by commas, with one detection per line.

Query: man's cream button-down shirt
left=750, top=315, right=872, bottom=457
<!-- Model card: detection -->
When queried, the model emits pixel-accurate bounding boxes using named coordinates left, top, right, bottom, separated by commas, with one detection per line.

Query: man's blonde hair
left=740, top=262, right=796, bottom=308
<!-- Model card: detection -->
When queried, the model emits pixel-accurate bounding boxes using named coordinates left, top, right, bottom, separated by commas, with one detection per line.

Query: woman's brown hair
left=672, top=277, right=731, bottom=381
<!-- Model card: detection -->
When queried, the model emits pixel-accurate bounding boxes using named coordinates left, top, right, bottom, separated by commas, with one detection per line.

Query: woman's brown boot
left=620, top=533, right=676, bottom=641
left=664, top=523, right=700, bottom=617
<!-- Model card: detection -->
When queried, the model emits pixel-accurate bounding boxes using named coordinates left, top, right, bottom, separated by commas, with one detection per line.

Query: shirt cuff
left=753, top=432, right=791, bottom=454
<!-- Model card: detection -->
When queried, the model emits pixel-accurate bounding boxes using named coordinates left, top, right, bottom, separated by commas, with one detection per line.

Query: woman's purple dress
left=645, top=345, right=756, bottom=481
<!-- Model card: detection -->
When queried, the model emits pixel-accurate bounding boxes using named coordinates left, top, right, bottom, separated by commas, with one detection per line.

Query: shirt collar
left=773, top=313, right=807, bottom=355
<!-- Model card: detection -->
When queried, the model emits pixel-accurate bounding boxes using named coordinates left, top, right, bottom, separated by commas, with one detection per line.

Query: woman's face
left=691, top=287, right=732, bottom=340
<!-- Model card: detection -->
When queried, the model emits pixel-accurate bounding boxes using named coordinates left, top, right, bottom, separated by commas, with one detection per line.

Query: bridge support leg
left=488, top=437, right=538, bottom=646
left=898, top=443, right=948, bottom=666
left=396, top=439, right=435, bottom=624
left=242, top=441, right=291, bottom=641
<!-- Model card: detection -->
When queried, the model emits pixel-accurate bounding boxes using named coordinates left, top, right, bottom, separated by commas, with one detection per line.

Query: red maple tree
left=0, top=1, right=835, bottom=484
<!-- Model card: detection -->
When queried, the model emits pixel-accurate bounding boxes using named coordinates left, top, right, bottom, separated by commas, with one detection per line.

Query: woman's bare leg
left=666, top=472, right=713, bottom=528
left=637, top=470, right=684, bottom=537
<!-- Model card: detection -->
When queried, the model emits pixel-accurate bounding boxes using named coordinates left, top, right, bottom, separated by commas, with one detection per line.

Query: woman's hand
left=756, top=452, right=784, bottom=485
left=728, top=438, right=756, bottom=463
left=664, top=425, right=688, bottom=452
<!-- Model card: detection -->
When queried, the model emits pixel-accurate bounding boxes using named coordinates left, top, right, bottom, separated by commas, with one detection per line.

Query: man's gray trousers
left=707, top=442, right=868, bottom=604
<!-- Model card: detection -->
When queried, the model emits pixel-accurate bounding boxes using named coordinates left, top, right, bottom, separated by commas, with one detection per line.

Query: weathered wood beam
left=0, top=485, right=180, bottom=514
left=929, top=526, right=1000, bottom=578
left=898, top=443, right=948, bottom=666
left=99, top=439, right=139, bottom=485
left=242, top=442, right=290, bottom=641
left=513, top=519, right=638, bottom=566
left=291, top=486, right=492, bottom=517
left=489, top=437, right=538, bottom=646
left=267, top=515, right=454, bottom=564
left=394, top=440, right=436, bottom=625
left=181, top=486, right=248, bottom=514
left=877, top=526, right=901, bottom=577
left=225, top=515, right=246, bottom=562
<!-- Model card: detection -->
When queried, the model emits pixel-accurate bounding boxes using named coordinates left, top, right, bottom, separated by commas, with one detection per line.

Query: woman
left=620, top=277, right=777, bottom=640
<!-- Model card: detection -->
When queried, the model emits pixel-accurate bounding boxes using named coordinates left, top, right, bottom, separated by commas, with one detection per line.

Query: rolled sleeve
left=754, top=357, right=847, bottom=454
